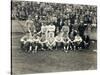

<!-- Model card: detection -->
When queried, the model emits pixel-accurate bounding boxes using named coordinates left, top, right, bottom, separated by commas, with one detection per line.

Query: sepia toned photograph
left=11, top=0, right=97, bottom=74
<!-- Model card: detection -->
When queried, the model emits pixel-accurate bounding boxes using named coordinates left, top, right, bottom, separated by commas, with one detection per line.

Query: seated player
left=47, top=22, right=55, bottom=33
left=46, top=32, right=56, bottom=50
left=63, top=36, right=72, bottom=52
left=69, top=28, right=77, bottom=50
left=55, top=33, right=64, bottom=50
left=73, top=33, right=83, bottom=50
left=39, top=33, right=48, bottom=50
left=20, top=35, right=28, bottom=49
left=32, top=35, right=41, bottom=53
left=20, top=33, right=34, bottom=52
left=82, top=33, right=90, bottom=49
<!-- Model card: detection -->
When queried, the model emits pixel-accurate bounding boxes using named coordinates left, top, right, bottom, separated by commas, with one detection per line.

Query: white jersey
left=47, top=25, right=55, bottom=32
left=40, top=25, right=48, bottom=40
left=47, top=37, right=56, bottom=47
left=20, top=33, right=31, bottom=42
left=61, top=25, right=69, bottom=37
left=92, top=24, right=96, bottom=27
left=48, top=32, right=55, bottom=39
left=73, top=35, right=82, bottom=42
left=46, top=25, right=55, bottom=40
left=46, top=25, right=56, bottom=47
left=25, top=20, right=33, bottom=29
left=39, top=35, right=48, bottom=44
left=33, top=36, right=40, bottom=43
left=55, top=35, right=64, bottom=43
left=46, top=24, right=56, bottom=46
left=41, top=25, right=48, bottom=33
left=25, top=20, right=35, bottom=34
left=27, top=38, right=33, bottom=43
left=20, top=35, right=28, bottom=42
left=20, top=34, right=34, bottom=44
left=61, top=25, right=69, bottom=32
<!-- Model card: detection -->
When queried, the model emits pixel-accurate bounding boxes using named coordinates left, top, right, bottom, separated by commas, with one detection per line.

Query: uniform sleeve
left=25, top=20, right=28, bottom=27
left=79, top=37, right=82, bottom=42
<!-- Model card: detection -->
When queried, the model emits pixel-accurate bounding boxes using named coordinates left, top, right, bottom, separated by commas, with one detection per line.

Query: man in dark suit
left=57, top=16, right=65, bottom=31
left=78, top=21, right=86, bottom=38
left=82, top=33, right=90, bottom=49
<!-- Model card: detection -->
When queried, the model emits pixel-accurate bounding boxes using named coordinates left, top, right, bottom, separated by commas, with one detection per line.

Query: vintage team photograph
left=11, top=0, right=97, bottom=74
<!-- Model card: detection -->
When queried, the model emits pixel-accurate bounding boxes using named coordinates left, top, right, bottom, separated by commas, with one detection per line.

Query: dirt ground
left=11, top=20, right=97, bottom=75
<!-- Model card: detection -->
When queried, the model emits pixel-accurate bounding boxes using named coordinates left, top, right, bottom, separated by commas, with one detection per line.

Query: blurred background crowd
left=11, top=1, right=97, bottom=23
left=11, top=1, right=97, bottom=41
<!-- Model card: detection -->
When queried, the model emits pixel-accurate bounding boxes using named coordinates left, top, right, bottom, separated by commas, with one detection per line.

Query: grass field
left=11, top=20, right=97, bottom=75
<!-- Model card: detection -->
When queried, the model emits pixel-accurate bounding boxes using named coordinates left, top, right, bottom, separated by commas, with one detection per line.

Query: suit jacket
left=82, top=35, right=90, bottom=43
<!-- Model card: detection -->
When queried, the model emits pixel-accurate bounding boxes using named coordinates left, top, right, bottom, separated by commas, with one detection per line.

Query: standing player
left=25, top=15, right=36, bottom=37
left=61, top=20, right=69, bottom=38
left=47, top=22, right=55, bottom=38
left=37, top=22, right=48, bottom=38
